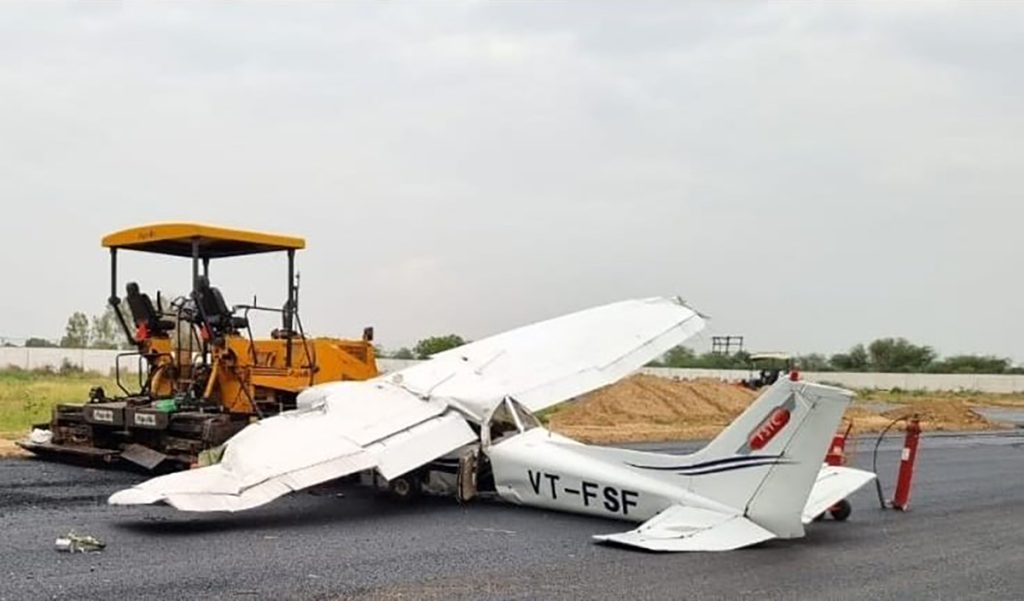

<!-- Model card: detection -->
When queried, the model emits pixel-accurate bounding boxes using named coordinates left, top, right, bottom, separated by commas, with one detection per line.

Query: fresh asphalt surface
left=1, top=431, right=1022, bottom=601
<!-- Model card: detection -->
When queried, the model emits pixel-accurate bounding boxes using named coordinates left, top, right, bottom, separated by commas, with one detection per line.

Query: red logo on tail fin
left=749, top=407, right=791, bottom=450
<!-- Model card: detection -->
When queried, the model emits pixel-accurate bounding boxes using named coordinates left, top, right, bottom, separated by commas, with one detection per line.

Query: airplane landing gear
left=828, top=499, right=852, bottom=521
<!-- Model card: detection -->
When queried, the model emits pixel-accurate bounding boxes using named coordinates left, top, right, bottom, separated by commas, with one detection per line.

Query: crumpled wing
left=391, top=297, right=705, bottom=418
left=109, top=381, right=477, bottom=512
left=110, top=296, right=703, bottom=513
left=593, top=504, right=775, bottom=552
left=801, top=465, right=877, bottom=524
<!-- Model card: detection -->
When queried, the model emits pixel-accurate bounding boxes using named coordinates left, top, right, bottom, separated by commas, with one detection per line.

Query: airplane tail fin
left=631, top=378, right=853, bottom=538
left=697, top=378, right=852, bottom=537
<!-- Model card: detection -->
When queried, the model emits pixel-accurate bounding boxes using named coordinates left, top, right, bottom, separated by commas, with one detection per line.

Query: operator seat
left=125, top=282, right=175, bottom=337
left=194, top=275, right=249, bottom=336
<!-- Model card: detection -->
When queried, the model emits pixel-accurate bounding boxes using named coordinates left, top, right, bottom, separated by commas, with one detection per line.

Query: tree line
left=383, top=335, right=1021, bottom=374
left=20, top=306, right=134, bottom=350
left=652, top=337, right=1023, bottom=375
left=16, top=315, right=1023, bottom=375
left=380, top=335, right=468, bottom=360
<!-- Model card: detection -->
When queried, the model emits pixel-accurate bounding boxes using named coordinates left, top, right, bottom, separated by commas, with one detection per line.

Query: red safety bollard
left=826, top=421, right=853, bottom=467
left=891, top=416, right=921, bottom=510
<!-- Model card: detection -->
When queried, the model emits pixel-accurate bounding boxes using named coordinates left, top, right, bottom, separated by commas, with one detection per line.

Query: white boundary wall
left=2, top=348, right=1021, bottom=393
left=634, top=367, right=1024, bottom=394
left=0, top=347, right=139, bottom=374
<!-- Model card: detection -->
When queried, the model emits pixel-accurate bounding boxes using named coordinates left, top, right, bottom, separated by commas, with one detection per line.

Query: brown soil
left=548, top=375, right=1010, bottom=444
left=549, top=375, right=758, bottom=444
left=849, top=399, right=1000, bottom=433
left=0, top=437, right=28, bottom=458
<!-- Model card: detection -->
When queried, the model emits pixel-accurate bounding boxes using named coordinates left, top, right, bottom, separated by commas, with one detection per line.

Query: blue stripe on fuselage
left=678, top=459, right=793, bottom=476
left=626, top=454, right=783, bottom=472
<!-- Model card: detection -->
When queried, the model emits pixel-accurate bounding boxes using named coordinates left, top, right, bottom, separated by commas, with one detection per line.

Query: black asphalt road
left=1, top=431, right=1022, bottom=601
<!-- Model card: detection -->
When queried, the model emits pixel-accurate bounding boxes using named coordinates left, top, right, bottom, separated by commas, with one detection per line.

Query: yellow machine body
left=144, top=335, right=378, bottom=414
left=19, top=222, right=378, bottom=469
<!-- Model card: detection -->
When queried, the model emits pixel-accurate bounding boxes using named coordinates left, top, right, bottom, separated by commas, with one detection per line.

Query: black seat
left=195, top=275, right=249, bottom=336
left=125, top=282, right=175, bottom=337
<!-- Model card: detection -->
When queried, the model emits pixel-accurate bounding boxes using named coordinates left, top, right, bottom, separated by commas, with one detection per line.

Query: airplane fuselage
left=483, top=428, right=736, bottom=524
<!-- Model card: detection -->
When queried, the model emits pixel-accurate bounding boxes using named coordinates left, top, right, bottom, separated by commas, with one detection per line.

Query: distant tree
left=830, top=344, right=869, bottom=371
left=660, top=346, right=697, bottom=368
left=413, top=335, right=467, bottom=359
left=867, top=338, right=936, bottom=372
left=60, top=312, right=90, bottom=348
left=795, top=353, right=830, bottom=371
left=930, top=354, right=1011, bottom=374
left=702, top=350, right=752, bottom=369
left=24, top=337, right=57, bottom=348
left=58, top=358, right=84, bottom=375
left=90, top=305, right=132, bottom=349
left=392, top=347, right=415, bottom=360
left=849, top=344, right=869, bottom=369
left=651, top=346, right=755, bottom=369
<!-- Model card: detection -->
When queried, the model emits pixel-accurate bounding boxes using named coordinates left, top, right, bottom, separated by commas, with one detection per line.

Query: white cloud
left=0, top=2, right=1021, bottom=361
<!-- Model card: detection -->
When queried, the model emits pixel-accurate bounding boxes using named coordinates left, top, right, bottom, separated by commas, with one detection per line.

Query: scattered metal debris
left=28, top=429, right=53, bottom=445
left=55, top=532, right=106, bottom=553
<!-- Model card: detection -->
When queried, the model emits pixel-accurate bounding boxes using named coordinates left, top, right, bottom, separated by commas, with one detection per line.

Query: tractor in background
left=741, top=353, right=793, bottom=389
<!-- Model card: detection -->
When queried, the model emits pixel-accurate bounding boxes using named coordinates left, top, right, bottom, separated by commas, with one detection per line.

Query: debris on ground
left=28, top=428, right=53, bottom=444
left=55, top=532, right=106, bottom=553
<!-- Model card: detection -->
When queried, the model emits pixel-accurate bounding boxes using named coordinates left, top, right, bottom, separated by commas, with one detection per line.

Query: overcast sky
left=1, top=2, right=1021, bottom=361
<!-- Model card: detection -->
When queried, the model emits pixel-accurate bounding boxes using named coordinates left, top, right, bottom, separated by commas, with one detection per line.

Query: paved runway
left=1, top=431, right=1022, bottom=600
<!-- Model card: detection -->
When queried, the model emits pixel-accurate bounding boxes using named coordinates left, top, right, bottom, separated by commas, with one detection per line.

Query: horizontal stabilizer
left=801, top=465, right=877, bottom=524
left=593, top=504, right=775, bottom=552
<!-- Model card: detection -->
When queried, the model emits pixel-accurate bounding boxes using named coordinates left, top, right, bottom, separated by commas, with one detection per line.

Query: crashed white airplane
left=110, top=297, right=875, bottom=551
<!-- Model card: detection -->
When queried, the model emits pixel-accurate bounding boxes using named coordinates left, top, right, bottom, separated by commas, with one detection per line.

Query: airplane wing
left=593, top=504, right=775, bottom=552
left=110, top=296, right=704, bottom=512
left=801, top=465, right=877, bottom=524
left=389, top=297, right=705, bottom=418
left=109, top=381, right=477, bottom=511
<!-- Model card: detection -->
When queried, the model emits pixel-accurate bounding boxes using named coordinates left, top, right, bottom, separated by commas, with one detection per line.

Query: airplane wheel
left=829, top=499, right=852, bottom=521
left=388, top=475, right=421, bottom=501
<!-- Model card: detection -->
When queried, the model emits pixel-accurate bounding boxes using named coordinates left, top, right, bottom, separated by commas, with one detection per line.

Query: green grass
left=0, top=369, right=117, bottom=439
left=857, top=387, right=1024, bottom=405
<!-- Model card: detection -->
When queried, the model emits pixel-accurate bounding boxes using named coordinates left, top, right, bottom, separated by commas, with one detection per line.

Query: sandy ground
left=0, top=437, right=27, bottom=458
left=547, top=375, right=759, bottom=443
left=548, top=374, right=1018, bottom=444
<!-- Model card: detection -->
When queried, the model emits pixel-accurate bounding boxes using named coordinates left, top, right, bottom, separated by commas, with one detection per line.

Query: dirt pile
left=548, top=374, right=1008, bottom=444
left=846, top=399, right=998, bottom=433
left=548, top=375, right=758, bottom=443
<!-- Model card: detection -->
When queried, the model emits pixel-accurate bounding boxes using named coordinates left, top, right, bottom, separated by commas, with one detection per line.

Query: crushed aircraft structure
left=110, top=297, right=874, bottom=551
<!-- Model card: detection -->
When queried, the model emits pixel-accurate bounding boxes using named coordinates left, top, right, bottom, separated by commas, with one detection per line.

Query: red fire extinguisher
left=873, top=415, right=922, bottom=511
left=891, top=416, right=921, bottom=511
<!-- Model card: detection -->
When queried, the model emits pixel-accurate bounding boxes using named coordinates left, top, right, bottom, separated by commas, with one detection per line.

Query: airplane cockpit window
left=487, top=400, right=520, bottom=445
left=484, top=397, right=542, bottom=446
left=508, top=397, right=540, bottom=432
